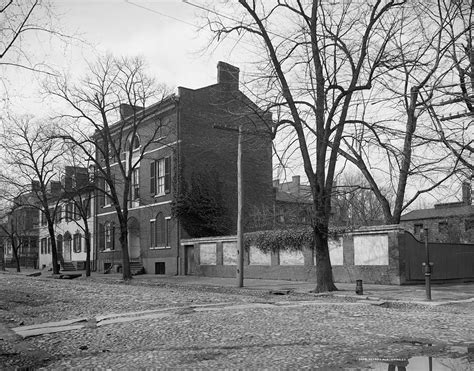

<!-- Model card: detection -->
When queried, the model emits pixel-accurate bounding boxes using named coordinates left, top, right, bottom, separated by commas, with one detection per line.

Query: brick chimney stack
left=217, top=61, right=240, bottom=91
left=462, top=180, right=472, bottom=205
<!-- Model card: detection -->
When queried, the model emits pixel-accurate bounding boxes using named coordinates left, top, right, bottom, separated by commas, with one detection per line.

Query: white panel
left=329, top=237, right=344, bottom=266
left=222, top=242, right=237, bottom=265
left=279, top=249, right=304, bottom=265
left=200, top=243, right=217, bottom=265
left=249, top=246, right=271, bottom=265
left=354, top=234, right=389, bottom=265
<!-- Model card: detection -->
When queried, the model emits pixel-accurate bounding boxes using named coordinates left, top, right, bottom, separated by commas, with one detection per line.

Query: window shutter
left=150, top=160, right=156, bottom=195
left=98, top=224, right=105, bottom=251
left=164, top=157, right=171, bottom=194
left=150, top=220, right=155, bottom=247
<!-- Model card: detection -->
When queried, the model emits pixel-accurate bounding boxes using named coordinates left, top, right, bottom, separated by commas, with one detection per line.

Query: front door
left=185, top=245, right=195, bottom=275
left=64, top=239, right=71, bottom=262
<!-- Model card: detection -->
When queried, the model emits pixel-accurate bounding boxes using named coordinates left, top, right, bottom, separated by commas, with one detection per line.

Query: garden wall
left=181, top=225, right=474, bottom=285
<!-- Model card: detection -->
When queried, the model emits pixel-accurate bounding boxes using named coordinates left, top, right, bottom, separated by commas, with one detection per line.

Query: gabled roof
left=401, top=204, right=474, bottom=221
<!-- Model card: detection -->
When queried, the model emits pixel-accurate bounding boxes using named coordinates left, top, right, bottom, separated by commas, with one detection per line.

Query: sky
left=1, top=0, right=469, bottom=208
left=3, top=0, right=248, bottom=117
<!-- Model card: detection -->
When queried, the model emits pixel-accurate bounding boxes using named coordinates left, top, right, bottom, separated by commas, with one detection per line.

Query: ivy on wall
left=244, top=226, right=348, bottom=253
left=172, top=170, right=233, bottom=238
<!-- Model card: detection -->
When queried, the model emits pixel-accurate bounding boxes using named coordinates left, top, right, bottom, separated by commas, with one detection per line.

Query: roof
left=400, top=204, right=474, bottom=221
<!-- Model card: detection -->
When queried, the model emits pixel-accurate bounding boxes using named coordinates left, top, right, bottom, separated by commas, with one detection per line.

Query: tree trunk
left=313, top=222, right=337, bottom=293
left=48, top=222, right=60, bottom=274
left=85, top=231, right=91, bottom=277
left=119, top=219, right=132, bottom=280
left=12, top=239, right=20, bottom=273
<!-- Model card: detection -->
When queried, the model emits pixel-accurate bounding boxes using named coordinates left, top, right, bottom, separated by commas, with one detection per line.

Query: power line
left=124, top=0, right=200, bottom=28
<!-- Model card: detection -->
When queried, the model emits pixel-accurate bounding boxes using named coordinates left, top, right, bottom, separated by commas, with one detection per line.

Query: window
left=74, top=203, right=81, bottom=221
left=150, top=157, right=171, bottom=196
left=40, top=238, right=47, bottom=254
left=414, top=223, right=423, bottom=234
left=132, top=168, right=140, bottom=200
left=150, top=213, right=170, bottom=248
left=73, top=233, right=81, bottom=253
left=83, top=198, right=91, bottom=218
left=47, top=237, right=51, bottom=254
left=156, top=213, right=165, bottom=246
left=130, top=133, right=140, bottom=150
left=40, top=211, right=47, bottom=226
left=103, top=177, right=114, bottom=206
left=438, top=221, right=448, bottom=234
left=65, top=203, right=73, bottom=222
left=55, top=206, right=62, bottom=223
left=105, top=222, right=115, bottom=250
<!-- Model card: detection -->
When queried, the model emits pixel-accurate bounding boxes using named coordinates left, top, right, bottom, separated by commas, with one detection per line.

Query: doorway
left=184, top=245, right=195, bottom=275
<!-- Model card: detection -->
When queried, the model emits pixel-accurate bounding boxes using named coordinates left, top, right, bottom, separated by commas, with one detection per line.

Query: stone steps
left=130, top=261, right=145, bottom=275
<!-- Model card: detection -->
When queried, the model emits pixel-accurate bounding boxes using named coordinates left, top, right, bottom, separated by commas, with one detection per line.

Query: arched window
left=128, top=133, right=140, bottom=151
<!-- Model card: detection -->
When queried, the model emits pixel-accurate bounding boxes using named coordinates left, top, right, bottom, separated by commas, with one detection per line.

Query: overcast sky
left=3, top=0, right=248, bottom=116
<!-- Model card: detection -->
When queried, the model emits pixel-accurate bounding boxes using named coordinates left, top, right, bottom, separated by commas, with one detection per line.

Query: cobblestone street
left=1, top=273, right=473, bottom=369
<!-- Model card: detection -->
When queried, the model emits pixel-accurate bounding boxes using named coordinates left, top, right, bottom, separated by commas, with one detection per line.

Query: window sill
left=149, top=246, right=171, bottom=250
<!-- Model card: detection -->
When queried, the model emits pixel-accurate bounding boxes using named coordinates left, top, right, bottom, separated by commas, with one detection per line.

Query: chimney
left=292, top=176, right=300, bottom=195
left=217, top=61, right=240, bottom=91
left=49, top=181, right=62, bottom=195
left=119, top=103, right=142, bottom=120
left=31, top=180, right=40, bottom=193
left=462, top=180, right=472, bottom=205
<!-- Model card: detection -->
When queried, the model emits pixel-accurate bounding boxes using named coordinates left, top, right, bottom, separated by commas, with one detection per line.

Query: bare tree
left=0, top=0, right=68, bottom=75
left=47, top=55, right=170, bottom=280
left=335, top=0, right=468, bottom=223
left=332, top=172, right=387, bottom=228
left=0, top=116, right=64, bottom=274
left=426, top=0, right=473, bottom=172
left=202, top=1, right=407, bottom=292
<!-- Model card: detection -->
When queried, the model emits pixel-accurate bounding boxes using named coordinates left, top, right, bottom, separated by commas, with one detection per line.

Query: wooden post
left=236, top=124, right=244, bottom=287
left=424, top=228, right=432, bottom=301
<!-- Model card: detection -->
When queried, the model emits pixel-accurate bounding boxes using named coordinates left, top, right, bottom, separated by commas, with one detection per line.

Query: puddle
left=349, top=355, right=472, bottom=370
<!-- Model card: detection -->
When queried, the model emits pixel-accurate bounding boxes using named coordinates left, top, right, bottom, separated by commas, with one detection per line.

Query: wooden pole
left=236, top=124, right=244, bottom=287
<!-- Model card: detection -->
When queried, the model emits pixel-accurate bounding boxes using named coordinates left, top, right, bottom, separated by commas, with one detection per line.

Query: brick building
left=2, top=192, right=39, bottom=269
left=95, top=61, right=273, bottom=275
left=271, top=176, right=313, bottom=228
left=400, top=181, right=474, bottom=243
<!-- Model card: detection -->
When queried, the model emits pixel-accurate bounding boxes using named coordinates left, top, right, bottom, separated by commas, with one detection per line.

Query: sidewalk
left=3, top=268, right=474, bottom=305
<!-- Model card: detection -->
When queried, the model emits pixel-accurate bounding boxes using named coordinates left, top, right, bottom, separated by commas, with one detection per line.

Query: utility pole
left=213, top=124, right=244, bottom=287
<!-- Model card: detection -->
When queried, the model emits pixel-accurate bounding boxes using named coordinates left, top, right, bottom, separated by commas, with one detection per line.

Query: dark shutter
left=150, top=160, right=156, bottom=195
left=164, top=157, right=171, bottom=194
left=98, top=223, right=105, bottom=251
left=150, top=220, right=155, bottom=247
